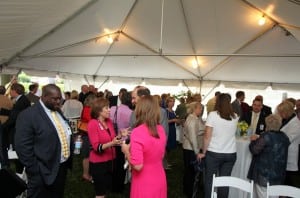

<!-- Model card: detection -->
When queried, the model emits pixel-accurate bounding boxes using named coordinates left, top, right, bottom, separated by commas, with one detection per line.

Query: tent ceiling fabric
left=0, top=0, right=93, bottom=62
left=0, top=0, right=300, bottom=89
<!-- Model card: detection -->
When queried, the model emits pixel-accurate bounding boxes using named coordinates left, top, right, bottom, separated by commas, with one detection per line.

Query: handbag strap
left=183, top=124, right=195, bottom=151
left=184, top=131, right=194, bottom=151
left=113, top=106, right=118, bottom=126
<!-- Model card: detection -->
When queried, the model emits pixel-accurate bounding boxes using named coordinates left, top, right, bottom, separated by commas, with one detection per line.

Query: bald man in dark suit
left=15, top=84, right=73, bottom=198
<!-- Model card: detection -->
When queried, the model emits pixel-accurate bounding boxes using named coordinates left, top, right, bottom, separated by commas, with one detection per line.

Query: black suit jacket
left=262, top=105, right=272, bottom=116
left=26, top=92, right=40, bottom=104
left=240, top=111, right=267, bottom=135
left=15, top=102, right=73, bottom=185
left=109, top=95, right=118, bottom=107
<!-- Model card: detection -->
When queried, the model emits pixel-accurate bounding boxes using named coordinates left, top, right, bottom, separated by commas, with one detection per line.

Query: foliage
left=237, top=121, right=249, bottom=132
left=173, top=90, right=199, bottom=101
left=18, top=72, right=31, bottom=83
left=237, top=121, right=249, bottom=136
left=16, top=72, right=65, bottom=93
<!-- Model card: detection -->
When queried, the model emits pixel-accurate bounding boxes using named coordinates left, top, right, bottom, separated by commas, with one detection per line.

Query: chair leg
left=213, top=192, right=217, bottom=198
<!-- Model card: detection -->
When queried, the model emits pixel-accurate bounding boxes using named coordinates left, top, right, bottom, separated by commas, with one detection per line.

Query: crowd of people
left=0, top=80, right=300, bottom=198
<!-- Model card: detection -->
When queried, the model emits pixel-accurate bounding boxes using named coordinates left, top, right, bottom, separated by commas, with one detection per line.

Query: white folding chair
left=211, top=174, right=254, bottom=198
left=267, top=182, right=300, bottom=198
left=8, top=148, right=27, bottom=198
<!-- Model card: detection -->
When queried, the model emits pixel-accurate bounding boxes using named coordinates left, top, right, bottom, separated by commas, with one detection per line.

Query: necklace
left=98, top=118, right=107, bottom=129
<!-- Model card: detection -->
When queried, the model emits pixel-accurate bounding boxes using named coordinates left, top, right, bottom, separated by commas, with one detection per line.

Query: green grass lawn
left=64, top=145, right=199, bottom=198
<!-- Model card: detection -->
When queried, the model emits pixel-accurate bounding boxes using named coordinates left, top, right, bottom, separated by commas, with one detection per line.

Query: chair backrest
left=267, top=182, right=300, bottom=198
left=211, top=174, right=254, bottom=198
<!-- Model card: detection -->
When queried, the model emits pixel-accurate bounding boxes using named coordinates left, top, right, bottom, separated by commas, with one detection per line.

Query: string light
left=106, top=36, right=114, bottom=44
left=258, top=16, right=266, bottom=26
left=141, top=78, right=146, bottom=86
left=192, top=59, right=198, bottom=68
left=178, top=82, right=183, bottom=87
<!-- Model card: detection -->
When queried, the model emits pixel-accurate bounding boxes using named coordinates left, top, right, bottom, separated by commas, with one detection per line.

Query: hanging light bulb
left=106, top=36, right=114, bottom=44
left=141, top=78, right=146, bottom=86
left=218, top=83, right=225, bottom=90
left=178, top=82, right=183, bottom=88
left=258, top=16, right=266, bottom=26
left=265, top=85, right=272, bottom=92
left=55, top=73, right=60, bottom=80
left=192, top=59, right=198, bottom=68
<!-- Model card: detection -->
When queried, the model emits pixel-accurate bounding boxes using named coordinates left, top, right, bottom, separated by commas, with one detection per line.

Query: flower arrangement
left=237, top=121, right=249, bottom=136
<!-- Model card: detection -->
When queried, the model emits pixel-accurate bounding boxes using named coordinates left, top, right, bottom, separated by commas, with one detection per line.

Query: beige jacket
left=0, top=95, right=13, bottom=124
left=182, top=114, right=205, bottom=154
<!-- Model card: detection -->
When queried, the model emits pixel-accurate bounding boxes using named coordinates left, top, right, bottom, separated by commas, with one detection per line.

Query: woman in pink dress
left=121, top=95, right=167, bottom=198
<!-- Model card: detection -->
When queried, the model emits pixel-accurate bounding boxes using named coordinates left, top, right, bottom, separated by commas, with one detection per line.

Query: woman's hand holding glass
left=119, top=128, right=131, bottom=142
left=111, top=136, right=123, bottom=146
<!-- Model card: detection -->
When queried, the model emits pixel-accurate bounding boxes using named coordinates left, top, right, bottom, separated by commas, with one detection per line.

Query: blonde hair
left=191, top=94, right=202, bottom=103
left=186, top=102, right=201, bottom=115
left=277, top=101, right=295, bottom=118
left=265, top=114, right=282, bottom=131
left=70, top=90, right=79, bottom=99
left=135, top=95, right=160, bottom=138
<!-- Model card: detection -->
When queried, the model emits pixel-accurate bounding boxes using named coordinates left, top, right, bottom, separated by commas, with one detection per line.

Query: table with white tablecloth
left=228, top=137, right=252, bottom=198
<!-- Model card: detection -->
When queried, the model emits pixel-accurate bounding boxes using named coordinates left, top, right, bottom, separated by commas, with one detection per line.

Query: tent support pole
left=199, top=77, right=203, bottom=94
left=240, top=0, right=300, bottom=33
left=179, top=0, right=202, bottom=77
left=159, top=0, right=165, bottom=54
left=84, top=75, right=90, bottom=85
left=98, top=77, right=110, bottom=89
left=182, top=80, right=191, bottom=92
left=93, top=0, right=138, bottom=76
left=202, top=81, right=221, bottom=101
left=21, top=32, right=120, bottom=59
left=121, top=31, right=199, bottom=78
left=203, top=24, right=275, bottom=78
left=21, top=53, right=300, bottom=58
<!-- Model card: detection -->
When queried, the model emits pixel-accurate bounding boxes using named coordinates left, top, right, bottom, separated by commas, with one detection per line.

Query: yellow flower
left=237, top=121, right=249, bottom=132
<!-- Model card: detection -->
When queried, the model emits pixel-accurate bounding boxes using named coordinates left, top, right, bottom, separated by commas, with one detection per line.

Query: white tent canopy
left=0, top=0, right=299, bottom=90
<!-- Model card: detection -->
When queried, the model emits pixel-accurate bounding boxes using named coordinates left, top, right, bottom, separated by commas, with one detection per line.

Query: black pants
left=27, top=162, right=68, bottom=198
left=0, top=126, right=24, bottom=173
left=112, top=146, right=126, bottom=193
left=0, top=124, right=9, bottom=167
left=204, top=151, right=236, bottom=198
left=285, top=170, right=300, bottom=188
left=182, top=149, right=204, bottom=198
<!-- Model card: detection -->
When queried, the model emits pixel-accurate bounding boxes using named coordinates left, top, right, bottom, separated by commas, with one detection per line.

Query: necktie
left=252, top=113, right=258, bottom=133
left=51, top=111, right=69, bottom=158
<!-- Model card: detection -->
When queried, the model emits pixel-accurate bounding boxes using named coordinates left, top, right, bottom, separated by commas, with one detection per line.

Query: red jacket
left=87, top=118, right=116, bottom=163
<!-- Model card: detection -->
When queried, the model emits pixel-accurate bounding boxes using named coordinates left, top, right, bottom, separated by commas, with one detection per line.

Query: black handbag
left=190, top=158, right=205, bottom=172
left=113, top=106, right=119, bottom=134
left=183, top=133, right=205, bottom=172
left=0, top=168, right=27, bottom=198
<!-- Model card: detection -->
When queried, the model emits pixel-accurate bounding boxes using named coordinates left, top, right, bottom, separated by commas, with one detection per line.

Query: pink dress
left=130, top=124, right=167, bottom=198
